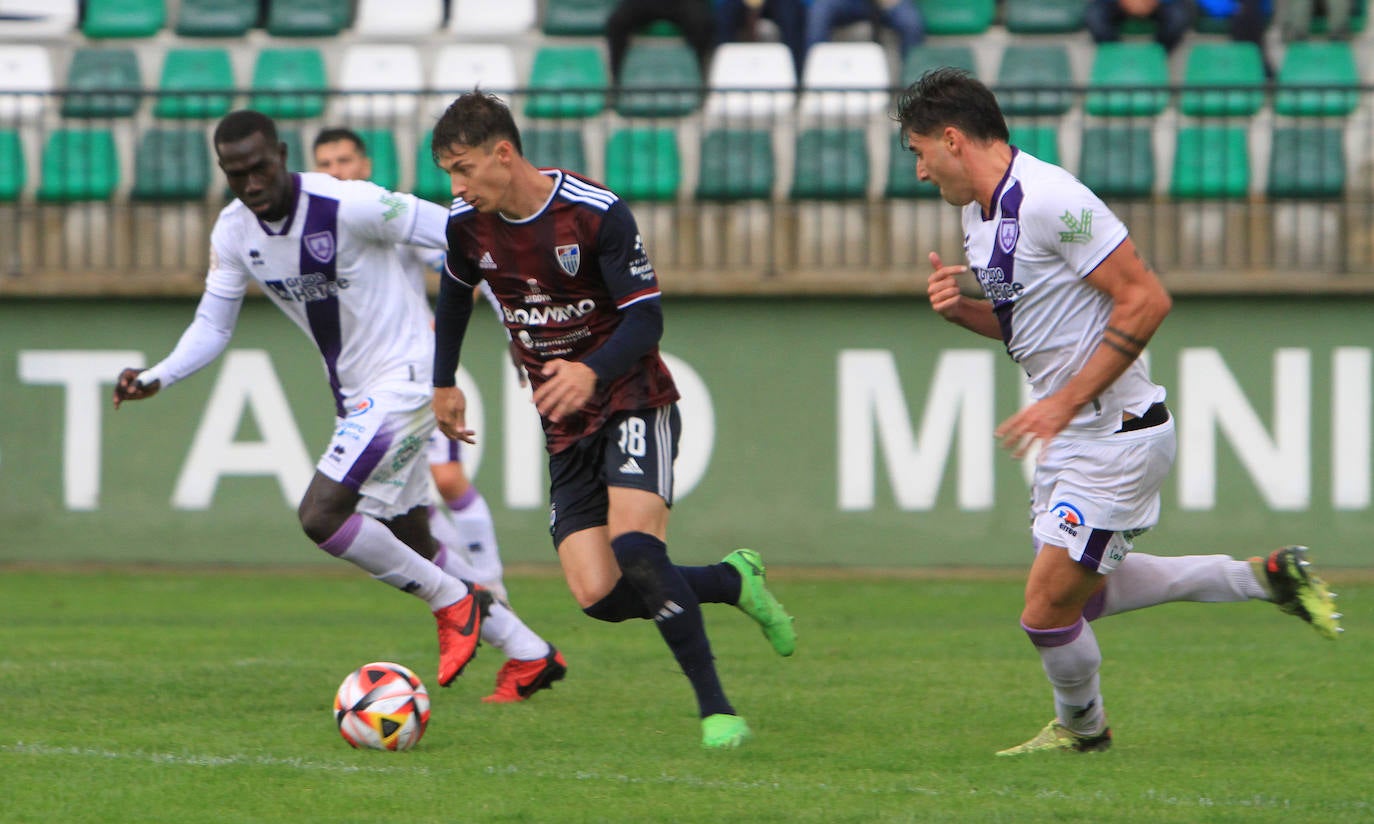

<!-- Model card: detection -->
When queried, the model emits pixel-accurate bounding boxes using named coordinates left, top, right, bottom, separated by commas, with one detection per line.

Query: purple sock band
left=318, top=513, right=363, bottom=557
left=448, top=487, right=480, bottom=513
left=1023, top=618, right=1085, bottom=648
left=1083, top=588, right=1108, bottom=622
left=433, top=543, right=449, bottom=569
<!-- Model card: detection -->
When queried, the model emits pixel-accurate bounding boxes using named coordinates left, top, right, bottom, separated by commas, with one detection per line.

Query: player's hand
left=112, top=368, right=160, bottom=410
left=507, top=340, right=528, bottom=388
left=994, top=396, right=1077, bottom=459
left=532, top=359, right=596, bottom=423
left=432, top=385, right=476, bottom=443
left=927, top=252, right=968, bottom=319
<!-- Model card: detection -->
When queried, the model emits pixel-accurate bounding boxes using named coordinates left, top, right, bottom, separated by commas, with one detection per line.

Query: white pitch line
left=1, top=742, right=432, bottom=776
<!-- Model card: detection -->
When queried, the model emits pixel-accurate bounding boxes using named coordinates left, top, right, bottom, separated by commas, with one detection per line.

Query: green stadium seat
left=604, top=128, right=680, bottom=201
left=175, top=0, right=257, bottom=36
left=523, top=128, right=589, bottom=173
left=82, top=0, right=165, bottom=38
left=1009, top=125, right=1061, bottom=167
left=1004, top=0, right=1085, bottom=33
left=900, top=45, right=977, bottom=88
left=542, top=0, right=616, bottom=35
left=1179, top=42, right=1265, bottom=117
left=885, top=131, right=940, bottom=199
left=1171, top=127, right=1249, bottom=199
left=1268, top=127, right=1345, bottom=199
left=250, top=49, right=327, bottom=120
left=996, top=45, right=1073, bottom=117
left=1078, top=127, right=1154, bottom=198
left=0, top=131, right=25, bottom=201
left=1274, top=42, right=1359, bottom=117
left=414, top=131, right=452, bottom=204
left=1085, top=42, right=1170, bottom=117
left=913, top=0, right=995, bottom=34
left=154, top=49, right=235, bottom=119
left=525, top=47, right=609, bottom=119
left=354, top=129, right=399, bottom=192
left=39, top=129, right=119, bottom=202
left=61, top=48, right=142, bottom=119
left=697, top=129, right=774, bottom=201
left=279, top=129, right=307, bottom=174
left=132, top=129, right=210, bottom=201
left=614, top=43, right=703, bottom=118
left=266, top=0, right=352, bottom=36
left=791, top=128, right=869, bottom=200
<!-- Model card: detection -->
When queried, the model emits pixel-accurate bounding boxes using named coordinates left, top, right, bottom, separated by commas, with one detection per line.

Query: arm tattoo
left=1105, top=325, right=1147, bottom=349
left=1101, top=337, right=1138, bottom=359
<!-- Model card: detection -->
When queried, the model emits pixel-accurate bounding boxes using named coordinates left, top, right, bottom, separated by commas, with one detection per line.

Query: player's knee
left=610, top=531, right=668, bottom=595
left=582, top=576, right=651, bottom=623
left=298, top=497, right=350, bottom=545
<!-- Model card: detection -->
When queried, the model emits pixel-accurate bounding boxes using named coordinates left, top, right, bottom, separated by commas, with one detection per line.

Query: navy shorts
left=547, top=405, right=680, bottom=548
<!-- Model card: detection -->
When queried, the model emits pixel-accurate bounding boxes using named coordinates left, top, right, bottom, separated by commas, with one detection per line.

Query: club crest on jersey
left=998, top=218, right=1019, bottom=254
left=555, top=243, right=581, bottom=277
left=305, top=231, right=335, bottom=264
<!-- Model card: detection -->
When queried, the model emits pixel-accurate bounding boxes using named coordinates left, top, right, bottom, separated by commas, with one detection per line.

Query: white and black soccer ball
left=334, top=662, right=431, bottom=751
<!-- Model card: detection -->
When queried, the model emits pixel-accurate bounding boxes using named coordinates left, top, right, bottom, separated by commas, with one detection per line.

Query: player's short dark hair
left=894, top=68, right=1009, bottom=144
left=430, top=91, right=523, bottom=163
left=213, top=110, right=279, bottom=148
left=313, top=127, right=366, bottom=155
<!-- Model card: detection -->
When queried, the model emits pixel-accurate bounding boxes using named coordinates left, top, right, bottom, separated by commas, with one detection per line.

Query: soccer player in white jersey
left=896, top=69, right=1341, bottom=755
left=311, top=127, right=566, bottom=701
left=111, top=111, right=567, bottom=700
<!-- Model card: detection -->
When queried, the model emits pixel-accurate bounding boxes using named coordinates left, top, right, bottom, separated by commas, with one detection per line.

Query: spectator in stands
left=1279, top=0, right=1351, bottom=40
left=715, top=0, right=809, bottom=80
left=806, top=0, right=925, bottom=56
left=1196, top=0, right=1275, bottom=76
left=1084, top=0, right=1196, bottom=53
left=606, top=0, right=715, bottom=84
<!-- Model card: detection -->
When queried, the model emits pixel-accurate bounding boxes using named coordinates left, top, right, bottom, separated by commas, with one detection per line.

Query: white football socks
left=1029, top=618, right=1106, bottom=737
left=320, top=513, right=467, bottom=610
left=1100, top=553, right=1268, bottom=618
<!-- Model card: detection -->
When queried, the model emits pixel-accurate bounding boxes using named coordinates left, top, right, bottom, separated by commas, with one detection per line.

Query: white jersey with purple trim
left=963, top=148, right=1166, bottom=434
left=205, top=172, right=449, bottom=414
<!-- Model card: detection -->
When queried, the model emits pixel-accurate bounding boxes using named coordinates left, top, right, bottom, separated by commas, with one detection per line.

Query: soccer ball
left=334, top=662, right=431, bottom=751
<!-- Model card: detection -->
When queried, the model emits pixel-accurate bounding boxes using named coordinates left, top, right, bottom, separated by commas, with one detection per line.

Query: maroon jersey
left=444, top=169, right=679, bottom=454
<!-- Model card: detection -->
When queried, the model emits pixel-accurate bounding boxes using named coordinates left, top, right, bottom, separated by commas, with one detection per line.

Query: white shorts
left=318, top=384, right=435, bottom=520
left=1030, top=417, right=1177, bottom=574
left=426, top=432, right=463, bottom=466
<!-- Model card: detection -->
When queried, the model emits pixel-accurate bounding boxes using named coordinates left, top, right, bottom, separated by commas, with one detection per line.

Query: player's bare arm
left=994, top=238, right=1171, bottom=456
left=533, top=359, right=598, bottom=423
left=927, top=252, right=1001, bottom=340
left=111, top=368, right=161, bottom=409
left=432, top=385, right=476, bottom=443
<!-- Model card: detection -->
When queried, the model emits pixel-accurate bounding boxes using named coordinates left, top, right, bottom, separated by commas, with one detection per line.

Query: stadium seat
left=352, top=128, right=399, bottom=191
left=542, top=0, right=616, bottom=35
left=799, top=42, right=890, bottom=121
left=522, top=127, right=589, bottom=173
left=885, top=131, right=939, bottom=199
left=1274, top=42, right=1359, bottom=117
left=614, top=42, right=704, bottom=119
left=414, top=131, right=449, bottom=203
left=39, top=129, right=119, bottom=202
left=1086, top=42, right=1170, bottom=117
left=335, top=45, right=423, bottom=120
left=1171, top=127, right=1249, bottom=199
left=174, top=0, right=257, bottom=36
left=0, top=130, right=25, bottom=201
left=1179, top=42, right=1265, bottom=117
left=354, top=0, right=442, bottom=37
left=604, top=128, right=680, bottom=201
left=703, top=43, right=796, bottom=121
left=431, top=44, right=519, bottom=114
left=1009, top=125, right=1061, bottom=167
left=900, top=44, right=977, bottom=88
left=0, top=45, right=52, bottom=124
left=82, top=0, right=165, bottom=38
left=132, top=129, right=210, bottom=201
left=524, top=46, right=609, bottom=119
left=448, top=0, right=538, bottom=35
left=279, top=128, right=307, bottom=174
left=154, top=49, right=235, bottom=119
left=0, top=0, right=79, bottom=38
left=696, top=129, right=775, bottom=201
left=1268, top=127, right=1345, bottom=199
left=995, top=44, right=1073, bottom=117
left=1003, top=0, right=1085, bottom=33
left=61, top=48, right=142, bottom=119
left=791, top=128, right=869, bottom=200
left=265, top=0, right=352, bottom=36
left=250, top=49, right=327, bottom=120
left=1078, top=126, right=1155, bottom=198
left=914, top=0, right=995, bottom=34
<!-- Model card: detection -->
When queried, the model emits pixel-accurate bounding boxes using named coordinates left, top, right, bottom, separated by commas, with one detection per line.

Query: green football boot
left=701, top=713, right=751, bottom=749
left=996, top=720, right=1113, bottom=757
left=1250, top=546, right=1343, bottom=639
left=722, top=548, right=796, bottom=657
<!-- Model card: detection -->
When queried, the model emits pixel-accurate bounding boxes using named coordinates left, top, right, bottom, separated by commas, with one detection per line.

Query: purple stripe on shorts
left=318, top=513, right=362, bottom=557
left=1023, top=618, right=1085, bottom=648
left=448, top=486, right=479, bottom=512
left=342, top=427, right=394, bottom=490
left=1081, top=528, right=1113, bottom=573
left=1083, top=587, right=1108, bottom=622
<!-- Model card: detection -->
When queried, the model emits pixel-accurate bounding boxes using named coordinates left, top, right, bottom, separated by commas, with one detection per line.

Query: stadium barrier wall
left=3, top=295, right=1372, bottom=568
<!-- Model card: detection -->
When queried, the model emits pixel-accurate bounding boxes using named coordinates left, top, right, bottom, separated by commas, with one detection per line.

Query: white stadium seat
left=799, top=42, right=891, bottom=120
left=0, top=0, right=78, bottom=38
left=704, top=43, right=797, bottom=121
left=353, top=0, right=444, bottom=38
left=0, top=44, right=53, bottom=123
left=334, top=45, right=424, bottom=120
left=448, top=0, right=537, bottom=36
left=431, top=44, right=519, bottom=112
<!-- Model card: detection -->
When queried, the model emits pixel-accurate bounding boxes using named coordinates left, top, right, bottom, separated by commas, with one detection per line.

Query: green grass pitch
left=1, top=566, right=1368, bottom=823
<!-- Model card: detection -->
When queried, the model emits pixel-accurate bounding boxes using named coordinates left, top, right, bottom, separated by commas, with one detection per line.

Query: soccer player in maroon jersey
left=427, top=91, right=796, bottom=749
